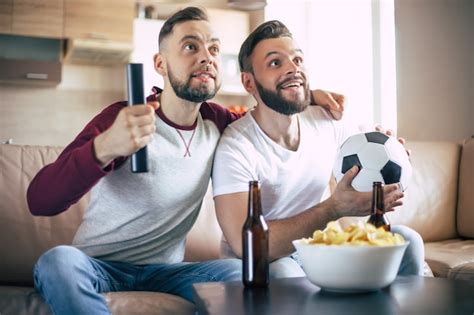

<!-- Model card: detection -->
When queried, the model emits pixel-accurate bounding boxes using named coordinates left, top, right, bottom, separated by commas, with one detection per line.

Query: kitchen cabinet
left=12, top=0, right=63, bottom=38
left=0, top=0, right=12, bottom=34
left=0, top=35, right=63, bottom=85
left=207, top=8, right=249, bottom=55
left=0, top=58, right=61, bottom=85
left=0, top=0, right=63, bottom=38
left=64, top=0, right=134, bottom=42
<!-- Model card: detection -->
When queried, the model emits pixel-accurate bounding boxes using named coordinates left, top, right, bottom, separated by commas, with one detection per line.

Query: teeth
left=282, top=82, right=301, bottom=88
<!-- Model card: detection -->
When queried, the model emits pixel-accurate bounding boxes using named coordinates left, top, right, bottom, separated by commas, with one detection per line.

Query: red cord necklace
left=175, top=128, right=196, bottom=157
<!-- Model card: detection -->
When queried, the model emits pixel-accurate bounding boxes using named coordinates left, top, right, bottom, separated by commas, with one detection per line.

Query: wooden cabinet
left=64, top=0, right=134, bottom=42
left=0, top=58, right=61, bottom=85
left=0, top=0, right=133, bottom=41
left=12, top=0, right=63, bottom=38
left=0, top=0, right=63, bottom=38
left=0, top=0, right=13, bottom=34
left=0, top=35, right=63, bottom=85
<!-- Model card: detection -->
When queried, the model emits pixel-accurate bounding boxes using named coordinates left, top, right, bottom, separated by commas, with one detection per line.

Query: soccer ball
left=333, top=131, right=412, bottom=192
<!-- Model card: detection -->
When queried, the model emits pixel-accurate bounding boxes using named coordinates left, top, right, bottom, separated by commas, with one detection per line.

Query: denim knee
left=215, top=258, right=242, bottom=281
left=392, top=225, right=425, bottom=276
left=270, top=256, right=305, bottom=279
left=34, top=245, right=88, bottom=289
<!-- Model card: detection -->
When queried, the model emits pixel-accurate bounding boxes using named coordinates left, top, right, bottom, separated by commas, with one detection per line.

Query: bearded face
left=254, top=75, right=310, bottom=116
left=167, top=63, right=221, bottom=103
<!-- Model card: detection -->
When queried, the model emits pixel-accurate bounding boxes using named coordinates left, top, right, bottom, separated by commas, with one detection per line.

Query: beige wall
left=395, top=0, right=473, bottom=141
left=0, top=64, right=126, bottom=146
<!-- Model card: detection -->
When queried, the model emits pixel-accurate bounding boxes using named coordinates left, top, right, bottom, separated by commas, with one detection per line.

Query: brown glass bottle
left=242, top=180, right=269, bottom=288
left=367, top=181, right=391, bottom=231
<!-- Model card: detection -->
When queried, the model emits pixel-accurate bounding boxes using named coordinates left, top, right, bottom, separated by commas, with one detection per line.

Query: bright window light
left=266, top=0, right=397, bottom=132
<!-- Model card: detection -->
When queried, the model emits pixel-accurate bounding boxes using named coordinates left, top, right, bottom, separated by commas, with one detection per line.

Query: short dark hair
left=158, top=7, right=209, bottom=49
left=238, top=20, right=293, bottom=73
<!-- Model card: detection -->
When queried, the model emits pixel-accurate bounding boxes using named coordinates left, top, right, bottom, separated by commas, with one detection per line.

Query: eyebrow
left=179, top=35, right=221, bottom=44
left=264, top=48, right=304, bottom=59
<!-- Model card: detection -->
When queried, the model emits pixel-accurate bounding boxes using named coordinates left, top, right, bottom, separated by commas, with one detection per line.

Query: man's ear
left=154, top=53, right=166, bottom=76
left=241, top=72, right=255, bottom=94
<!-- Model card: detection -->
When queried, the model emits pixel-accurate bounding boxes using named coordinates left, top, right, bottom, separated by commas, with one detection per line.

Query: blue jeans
left=34, top=245, right=242, bottom=315
left=270, top=225, right=425, bottom=278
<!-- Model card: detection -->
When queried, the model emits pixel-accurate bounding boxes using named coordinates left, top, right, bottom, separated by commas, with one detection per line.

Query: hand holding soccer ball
left=333, top=132, right=412, bottom=192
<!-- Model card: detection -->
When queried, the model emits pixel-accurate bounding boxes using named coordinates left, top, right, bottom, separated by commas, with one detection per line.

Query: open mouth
left=191, top=71, right=216, bottom=82
left=278, top=79, right=304, bottom=90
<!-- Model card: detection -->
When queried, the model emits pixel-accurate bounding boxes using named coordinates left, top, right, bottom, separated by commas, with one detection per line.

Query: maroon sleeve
left=27, top=102, right=128, bottom=216
left=200, top=102, right=245, bottom=134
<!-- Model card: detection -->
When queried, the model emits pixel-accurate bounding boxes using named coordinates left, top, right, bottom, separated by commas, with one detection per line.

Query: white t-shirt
left=212, top=106, right=352, bottom=221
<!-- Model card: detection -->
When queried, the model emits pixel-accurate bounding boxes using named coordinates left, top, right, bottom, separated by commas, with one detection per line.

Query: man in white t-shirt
left=212, top=20, right=424, bottom=277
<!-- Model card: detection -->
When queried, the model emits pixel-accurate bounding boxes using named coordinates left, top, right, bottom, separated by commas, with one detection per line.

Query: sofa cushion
left=386, top=141, right=461, bottom=242
left=0, top=286, right=194, bottom=315
left=457, top=137, right=474, bottom=238
left=105, top=291, right=195, bottom=315
left=0, top=143, right=223, bottom=286
left=0, top=144, right=87, bottom=286
left=425, top=239, right=474, bottom=281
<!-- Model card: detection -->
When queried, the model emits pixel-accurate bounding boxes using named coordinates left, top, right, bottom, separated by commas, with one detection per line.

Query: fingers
left=130, top=113, right=156, bottom=127
left=375, top=125, right=394, bottom=136
left=131, top=133, right=154, bottom=150
left=326, top=95, right=341, bottom=111
left=327, top=92, right=345, bottom=121
left=128, top=124, right=156, bottom=152
left=149, top=101, right=160, bottom=110
left=133, top=124, right=156, bottom=138
left=328, top=109, right=343, bottom=121
left=384, top=184, right=404, bottom=211
left=386, top=199, right=403, bottom=212
left=339, top=165, right=359, bottom=187
left=127, top=104, right=155, bottom=116
left=383, top=183, right=400, bottom=194
left=333, top=93, right=345, bottom=109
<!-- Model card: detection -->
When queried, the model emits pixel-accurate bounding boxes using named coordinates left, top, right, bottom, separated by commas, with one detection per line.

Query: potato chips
left=302, top=221, right=405, bottom=246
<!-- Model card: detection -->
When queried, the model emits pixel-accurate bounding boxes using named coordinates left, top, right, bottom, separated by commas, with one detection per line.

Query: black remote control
left=126, top=63, right=148, bottom=173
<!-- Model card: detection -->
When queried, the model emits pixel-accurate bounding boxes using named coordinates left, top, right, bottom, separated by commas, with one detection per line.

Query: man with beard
left=26, top=8, right=346, bottom=314
left=212, top=20, right=424, bottom=278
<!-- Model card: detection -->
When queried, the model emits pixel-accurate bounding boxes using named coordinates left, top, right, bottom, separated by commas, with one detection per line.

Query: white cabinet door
left=132, top=19, right=164, bottom=95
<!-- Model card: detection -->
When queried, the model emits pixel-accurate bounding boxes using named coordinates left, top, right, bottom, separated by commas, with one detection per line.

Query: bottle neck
left=248, top=182, right=263, bottom=218
left=371, top=183, right=385, bottom=215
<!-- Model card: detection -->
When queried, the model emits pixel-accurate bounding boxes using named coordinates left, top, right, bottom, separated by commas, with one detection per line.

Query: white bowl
left=292, top=240, right=409, bottom=293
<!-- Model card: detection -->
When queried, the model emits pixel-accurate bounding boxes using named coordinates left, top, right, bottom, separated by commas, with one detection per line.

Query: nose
left=284, top=60, right=300, bottom=76
left=199, top=49, right=213, bottom=67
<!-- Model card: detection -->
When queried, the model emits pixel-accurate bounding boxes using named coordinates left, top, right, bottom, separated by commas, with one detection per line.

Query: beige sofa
left=0, top=138, right=473, bottom=314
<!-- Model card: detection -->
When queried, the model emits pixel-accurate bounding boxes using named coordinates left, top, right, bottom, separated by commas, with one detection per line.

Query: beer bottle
left=242, top=180, right=269, bottom=288
left=367, top=181, right=391, bottom=231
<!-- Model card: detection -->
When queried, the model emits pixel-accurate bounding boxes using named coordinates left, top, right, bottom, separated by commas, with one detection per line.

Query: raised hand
left=375, top=125, right=411, bottom=157
left=93, top=102, right=159, bottom=168
left=311, top=89, right=345, bottom=120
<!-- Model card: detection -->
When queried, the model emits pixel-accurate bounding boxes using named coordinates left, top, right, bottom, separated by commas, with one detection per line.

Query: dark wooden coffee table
left=193, top=276, right=474, bottom=315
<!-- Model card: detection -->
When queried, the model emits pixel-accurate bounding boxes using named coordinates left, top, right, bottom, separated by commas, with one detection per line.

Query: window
left=266, top=0, right=397, bottom=131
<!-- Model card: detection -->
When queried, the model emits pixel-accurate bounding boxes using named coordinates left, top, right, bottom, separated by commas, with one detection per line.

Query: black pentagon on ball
left=365, top=131, right=389, bottom=145
left=341, top=154, right=363, bottom=173
left=381, top=160, right=402, bottom=184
